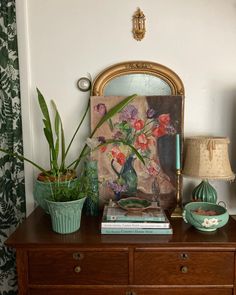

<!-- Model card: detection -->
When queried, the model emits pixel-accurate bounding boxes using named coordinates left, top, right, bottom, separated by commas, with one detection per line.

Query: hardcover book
left=101, top=227, right=173, bottom=235
left=101, top=205, right=172, bottom=235
left=106, top=202, right=166, bottom=222
left=102, top=206, right=170, bottom=229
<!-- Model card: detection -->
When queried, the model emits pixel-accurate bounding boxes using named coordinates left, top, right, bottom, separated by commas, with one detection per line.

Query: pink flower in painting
left=100, top=146, right=107, bottom=153
left=158, top=113, right=171, bottom=126
left=94, top=103, right=107, bottom=116
left=116, top=152, right=126, bottom=165
left=133, top=119, right=145, bottom=131
left=111, top=147, right=126, bottom=165
left=152, top=125, right=166, bottom=138
left=111, top=146, right=120, bottom=158
left=135, top=133, right=151, bottom=151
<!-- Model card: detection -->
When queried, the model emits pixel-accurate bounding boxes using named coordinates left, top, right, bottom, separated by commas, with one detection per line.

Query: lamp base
left=171, top=204, right=183, bottom=218
left=192, top=180, right=217, bottom=203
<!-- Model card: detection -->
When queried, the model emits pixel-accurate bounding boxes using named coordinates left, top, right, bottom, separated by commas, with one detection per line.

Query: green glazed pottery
left=46, top=197, right=86, bottom=234
left=183, top=201, right=229, bottom=232
left=34, top=178, right=79, bottom=213
left=118, top=197, right=152, bottom=212
left=192, top=180, right=217, bottom=203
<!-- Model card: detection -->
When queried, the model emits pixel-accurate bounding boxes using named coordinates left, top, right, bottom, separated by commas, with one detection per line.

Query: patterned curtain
left=0, top=0, right=26, bottom=294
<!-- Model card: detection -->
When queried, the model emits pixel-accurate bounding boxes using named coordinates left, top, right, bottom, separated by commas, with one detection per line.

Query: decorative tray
left=117, top=197, right=152, bottom=212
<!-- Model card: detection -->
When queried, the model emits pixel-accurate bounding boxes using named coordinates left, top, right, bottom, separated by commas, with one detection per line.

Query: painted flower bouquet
left=92, top=97, right=178, bottom=200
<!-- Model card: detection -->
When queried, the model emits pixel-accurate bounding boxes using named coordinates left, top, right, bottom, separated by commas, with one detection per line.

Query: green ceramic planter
left=33, top=178, right=79, bottom=213
left=46, top=197, right=86, bottom=234
left=183, top=201, right=229, bottom=232
left=192, top=180, right=217, bottom=203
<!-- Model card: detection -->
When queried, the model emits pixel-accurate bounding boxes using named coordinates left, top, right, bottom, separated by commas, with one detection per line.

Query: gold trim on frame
left=92, top=61, right=185, bottom=96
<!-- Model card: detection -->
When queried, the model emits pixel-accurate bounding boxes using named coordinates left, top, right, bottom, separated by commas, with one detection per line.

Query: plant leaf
left=0, top=148, right=49, bottom=175
left=54, top=107, right=60, bottom=162
left=65, top=99, right=90, bottom=160
left=51, top=100, right=66, bottom=172
left=37, top=88, right=57, bottom=170
left=37, top=88, right=52, bottom=128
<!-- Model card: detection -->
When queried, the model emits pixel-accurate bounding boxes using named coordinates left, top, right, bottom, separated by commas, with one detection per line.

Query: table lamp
left=182, top=136, right=235, bottom=203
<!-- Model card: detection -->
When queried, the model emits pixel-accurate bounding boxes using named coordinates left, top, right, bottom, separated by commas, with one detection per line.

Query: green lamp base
left=192, top=180, right=217, bottom=203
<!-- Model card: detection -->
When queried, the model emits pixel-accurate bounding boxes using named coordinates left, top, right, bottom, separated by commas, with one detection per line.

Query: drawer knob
left=73, top=252, right=84, bottom=260
left=74, top=266, right=81, bottom=273
left=180, top=253, right=188, bottom=260
left=180, top=266, right=188, bottom=273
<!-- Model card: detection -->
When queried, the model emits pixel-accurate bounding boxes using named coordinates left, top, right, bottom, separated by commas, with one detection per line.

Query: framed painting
left=90, top=95, right=184, bottom=211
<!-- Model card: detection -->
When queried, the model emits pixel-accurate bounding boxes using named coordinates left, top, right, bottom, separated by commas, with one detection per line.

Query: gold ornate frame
left=92, top=60, right=185, bottom=96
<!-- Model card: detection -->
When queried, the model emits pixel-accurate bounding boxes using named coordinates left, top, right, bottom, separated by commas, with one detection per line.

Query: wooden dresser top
left=6, top=207, right=236, bottom=249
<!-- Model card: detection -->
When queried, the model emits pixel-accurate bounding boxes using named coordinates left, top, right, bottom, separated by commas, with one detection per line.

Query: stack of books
left=101, top=201, right=172, bottom=235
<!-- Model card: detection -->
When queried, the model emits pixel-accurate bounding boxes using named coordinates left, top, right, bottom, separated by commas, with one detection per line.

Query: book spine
left=101, top=227, right=173, bottom=235
left=106, top=216, right=166, bottom=222
left=101, top=222, right=170, bottom=229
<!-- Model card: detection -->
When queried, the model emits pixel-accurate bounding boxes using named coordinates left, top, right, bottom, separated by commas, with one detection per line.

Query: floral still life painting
left=90, top=96, right=183, bottom=211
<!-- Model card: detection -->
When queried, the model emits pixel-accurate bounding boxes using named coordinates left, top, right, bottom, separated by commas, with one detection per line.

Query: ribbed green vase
left=46, top=197, right=86, bottom=234
left=192, top=180, right=217, bottom=203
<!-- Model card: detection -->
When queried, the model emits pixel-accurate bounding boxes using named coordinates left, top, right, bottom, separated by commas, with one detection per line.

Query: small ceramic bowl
left=183, top=202, right=229, bottom=232
left=118, top=197, right=152, bottom=212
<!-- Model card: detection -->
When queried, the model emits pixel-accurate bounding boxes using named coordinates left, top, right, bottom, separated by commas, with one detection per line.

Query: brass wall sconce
left=132, top=8, right=146, bottom=41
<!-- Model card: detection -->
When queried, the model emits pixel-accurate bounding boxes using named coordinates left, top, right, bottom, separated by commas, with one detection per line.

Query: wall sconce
left=132, top=8, right=146, bottom=41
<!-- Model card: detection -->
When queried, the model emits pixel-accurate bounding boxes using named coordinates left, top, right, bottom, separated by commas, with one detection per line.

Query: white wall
left=16, top=0, right=236, bottom=215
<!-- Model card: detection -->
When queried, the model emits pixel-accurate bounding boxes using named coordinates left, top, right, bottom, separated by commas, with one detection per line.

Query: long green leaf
left=0, top=148, right=49, bottom=175
left=43, top=128, right=54, bottom=151
left=37, top=88, right=56, bottom=170
left=65, top=99, right=90, bottom=159
left=37, top=88, right=51, bottom=124
left=54, top=109, right=60, bottom=162
left=51, top=100, right=66, bottom=172
left=68, top=138, right=144, bottom=169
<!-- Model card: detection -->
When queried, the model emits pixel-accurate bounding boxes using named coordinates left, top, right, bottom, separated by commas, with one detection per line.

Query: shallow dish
left=183, top=201, right=229, bottom=232
left=118, top=197, right=152, bottom=212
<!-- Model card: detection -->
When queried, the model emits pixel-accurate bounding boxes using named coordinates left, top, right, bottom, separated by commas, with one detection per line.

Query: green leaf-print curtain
left=0, top=0, right=26, bottom=294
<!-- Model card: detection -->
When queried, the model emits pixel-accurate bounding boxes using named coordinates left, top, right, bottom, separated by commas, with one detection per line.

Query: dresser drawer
left=28, top=250, right=128, bottom=285
left=134, top=251, right=234, bottom=285
left=29, top=287, right=130, bottom=295
left=131, top=288, right=232, bottom=295
left=29, top=287, right=233, bottom=295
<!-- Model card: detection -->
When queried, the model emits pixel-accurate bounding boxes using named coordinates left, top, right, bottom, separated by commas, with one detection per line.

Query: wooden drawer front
left=134, top=251, right=234, bottom=285
left=28, top=250, right=128, bottom=285
left=29, top=287, right=129, bottom=295
left=131, top=288, right=233, bottom=295
left=29, top=287, right=233, bottom=295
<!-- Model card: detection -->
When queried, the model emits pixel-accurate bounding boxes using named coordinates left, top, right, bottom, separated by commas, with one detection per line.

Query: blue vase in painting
left=111, top=154, right=137, bottom=195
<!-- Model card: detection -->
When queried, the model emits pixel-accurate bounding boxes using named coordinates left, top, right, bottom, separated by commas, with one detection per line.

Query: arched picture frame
left=92, top=60, right=185, bottom=96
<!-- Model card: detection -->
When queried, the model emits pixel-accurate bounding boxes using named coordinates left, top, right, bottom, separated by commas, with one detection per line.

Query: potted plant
left=0, top=88, right=143, bottom=212
left=46, top=172, right=91, bottom=234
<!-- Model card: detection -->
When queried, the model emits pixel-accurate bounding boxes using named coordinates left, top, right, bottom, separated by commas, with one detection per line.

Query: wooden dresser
left=6, top=208, right=236, bottom=295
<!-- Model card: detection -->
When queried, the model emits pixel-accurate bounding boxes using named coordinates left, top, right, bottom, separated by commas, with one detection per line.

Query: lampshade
left=182, top=137, right=235, bottom=181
